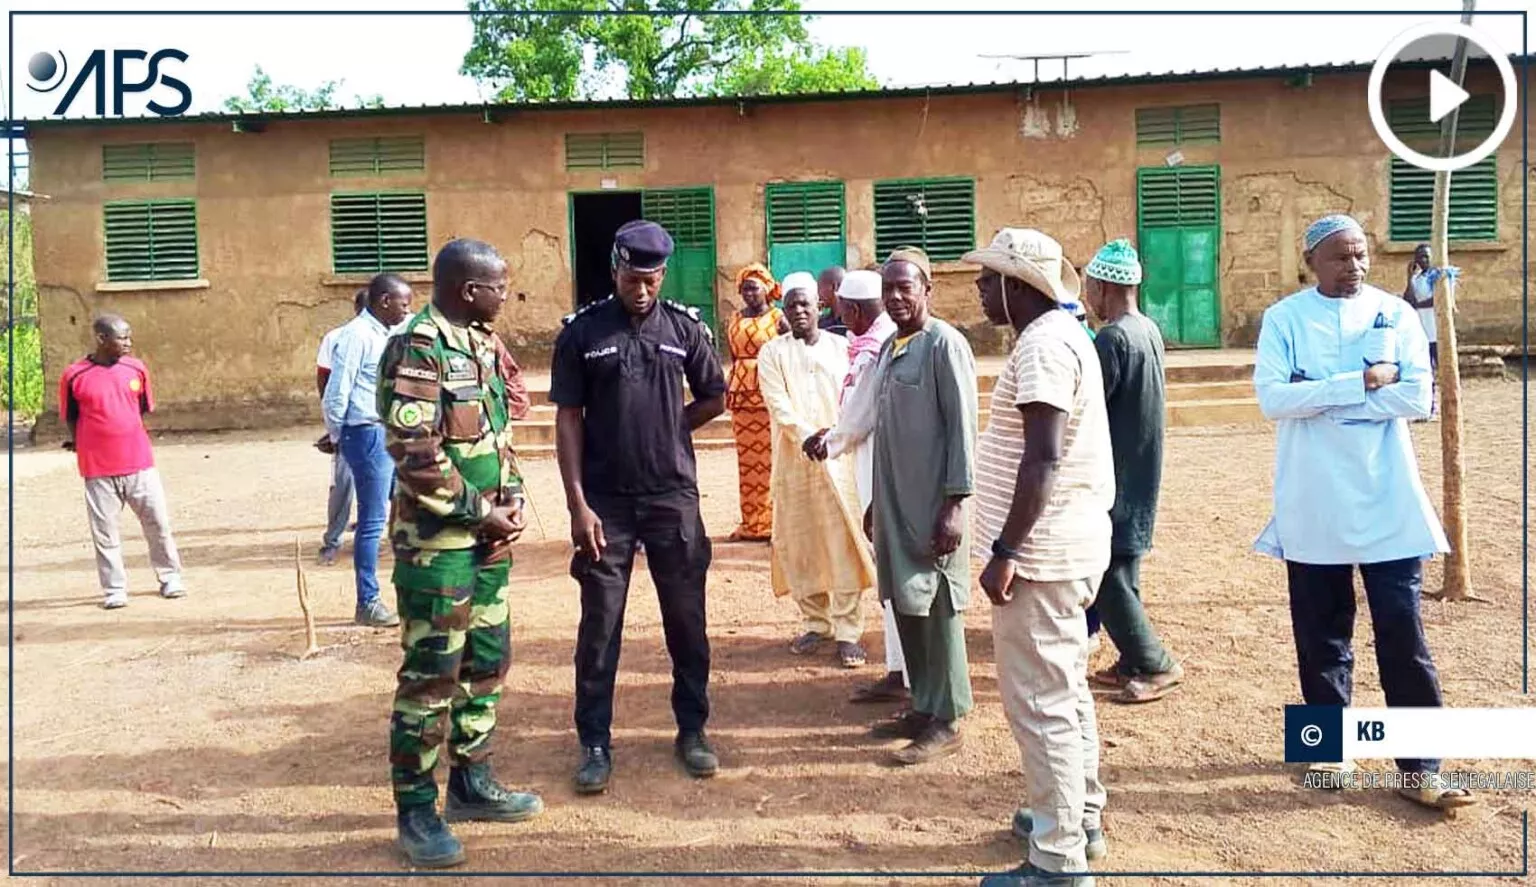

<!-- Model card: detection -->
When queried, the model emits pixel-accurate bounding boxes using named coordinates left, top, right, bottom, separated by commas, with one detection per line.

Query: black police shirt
left=550, top=297, right=727, bottom=497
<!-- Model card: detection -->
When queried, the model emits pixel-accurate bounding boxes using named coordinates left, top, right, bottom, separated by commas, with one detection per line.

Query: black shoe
left=574, top=746, right=612, bottom=795
left=396, top=805, right=465, bottom=869
left=444, top=762, right=544, bottom=823
left=676, top=731, right=719, bottom=778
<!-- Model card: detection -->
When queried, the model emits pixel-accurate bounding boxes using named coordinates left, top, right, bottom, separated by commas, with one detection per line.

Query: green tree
left=461, top=0, right=879, bottom=101
left=711, top=45, right=877, bottom=96
left=222, top=66, right=387, bottom=113
left=2, top=208, right=43, bottom=418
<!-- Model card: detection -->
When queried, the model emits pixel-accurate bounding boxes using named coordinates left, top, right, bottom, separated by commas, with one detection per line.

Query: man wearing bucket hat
left=967, top=228, right=1112, bottom=887
left=1079, top=239, right=1183, bottom=706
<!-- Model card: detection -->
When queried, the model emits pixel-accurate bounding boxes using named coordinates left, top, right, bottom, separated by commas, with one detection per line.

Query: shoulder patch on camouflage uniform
left=662, top=299, right=713, bottom=343
left=407, top=314, right=440, bottom=345
left=562, top=295, right=614, bottom=327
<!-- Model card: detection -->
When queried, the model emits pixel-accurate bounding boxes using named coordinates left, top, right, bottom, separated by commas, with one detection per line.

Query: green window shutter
left=641, top=187, right=714, bottom=246
left=766, top=181, right=845, bottom=244
left=1136, top=166, right=1220, bottom=229
left=330, top=191, right=430, bottom=274
left=873, top=177, right=975, bottom=262
left=102, top=142, right=195, bottom=182
left=565, top=132, right=645, bottom=170
left=1136, top=104, right=1221, bottom=146
left=329, top=136, right=425, bottom=177
left=1389, top=156, right=1498, bottom=242
left=104, top=199, right=199, bottom=281
left=1387, top=95, right=1497, bottom=145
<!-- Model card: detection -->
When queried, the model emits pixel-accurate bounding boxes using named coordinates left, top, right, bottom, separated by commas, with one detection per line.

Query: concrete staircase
left=510, top=350, right=1261, bottom=456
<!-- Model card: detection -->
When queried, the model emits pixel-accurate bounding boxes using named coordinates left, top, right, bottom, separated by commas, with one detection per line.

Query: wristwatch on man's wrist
left=991, top=538, right=1024, bottom=561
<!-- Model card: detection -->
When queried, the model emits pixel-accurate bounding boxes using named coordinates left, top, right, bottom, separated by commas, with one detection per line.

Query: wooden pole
left=1426, top=0, right=1482, bottom=603
left=295, top=537, right=322, bottom=659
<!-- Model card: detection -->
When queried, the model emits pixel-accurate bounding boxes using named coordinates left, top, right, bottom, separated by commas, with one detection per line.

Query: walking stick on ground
left=294, top=537, right=322, bottom=660
left=510, top=453, right=549, bottom=541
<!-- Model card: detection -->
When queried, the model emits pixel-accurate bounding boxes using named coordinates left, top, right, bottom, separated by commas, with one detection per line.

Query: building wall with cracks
left=26, top=64, right=1530, bottom=430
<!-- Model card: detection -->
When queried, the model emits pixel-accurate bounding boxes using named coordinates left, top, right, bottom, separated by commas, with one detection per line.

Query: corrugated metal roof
left=17, top=53, right=1528, bottom=131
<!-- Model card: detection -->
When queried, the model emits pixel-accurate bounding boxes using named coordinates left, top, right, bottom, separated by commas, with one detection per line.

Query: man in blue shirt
left=323, top=272, right=415, bottom=627
left=1253, top=214, right=1473, bottom=812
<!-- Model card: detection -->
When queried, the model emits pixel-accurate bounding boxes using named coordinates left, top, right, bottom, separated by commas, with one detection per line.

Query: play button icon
left=1428, top=69, right=1470, bottom=123
left=1368, top=21, right=1518, bottom=172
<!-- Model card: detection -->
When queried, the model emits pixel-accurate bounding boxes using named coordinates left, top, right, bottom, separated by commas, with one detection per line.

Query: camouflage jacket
left=377, top=304, right=523, bottom=550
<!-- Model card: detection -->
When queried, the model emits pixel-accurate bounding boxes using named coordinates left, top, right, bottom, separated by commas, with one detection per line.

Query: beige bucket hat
left=962, top=228, right=1081, bottom=303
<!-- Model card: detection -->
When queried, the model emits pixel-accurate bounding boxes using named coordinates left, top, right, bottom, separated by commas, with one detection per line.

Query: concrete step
left=1167, top=398, right=1265, bottom=427
left=1167, top=380, right=1253, bottom=401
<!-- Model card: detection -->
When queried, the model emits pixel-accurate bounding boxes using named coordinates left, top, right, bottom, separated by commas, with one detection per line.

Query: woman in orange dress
left=725, top=264, right=786, bottom=542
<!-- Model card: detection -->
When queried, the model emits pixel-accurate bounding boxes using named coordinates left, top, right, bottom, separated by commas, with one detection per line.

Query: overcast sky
left=3, top=0, right=1530, bottom=121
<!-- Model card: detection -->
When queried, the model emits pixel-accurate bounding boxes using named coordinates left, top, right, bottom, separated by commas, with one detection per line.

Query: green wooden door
left=1136, top=166, right=1221, bottom=347
left=765, top=181, right=845, bottom=280
left=642, top=187, right=718, bottom=334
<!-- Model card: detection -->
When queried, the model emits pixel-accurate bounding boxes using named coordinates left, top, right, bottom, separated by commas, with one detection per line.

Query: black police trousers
left=572, top=490, right=712, bottom=748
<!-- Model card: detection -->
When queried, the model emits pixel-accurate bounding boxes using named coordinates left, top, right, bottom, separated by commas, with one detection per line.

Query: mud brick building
left=23, top=57, right=1530, bottom=431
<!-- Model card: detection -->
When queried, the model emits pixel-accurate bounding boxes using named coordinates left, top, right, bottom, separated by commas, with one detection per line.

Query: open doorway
left=570, top=191, right=643, bottom=309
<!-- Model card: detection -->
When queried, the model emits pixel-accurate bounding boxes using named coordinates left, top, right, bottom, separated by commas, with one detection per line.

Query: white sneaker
left=160, top=581, right=186, bottom=599
left=103, top=592, right=128, bottom=610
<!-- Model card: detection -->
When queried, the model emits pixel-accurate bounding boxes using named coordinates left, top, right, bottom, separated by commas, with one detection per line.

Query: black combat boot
left=396, top=805, right=465, bottom=869
left=444, top=761, right=545, bottom=823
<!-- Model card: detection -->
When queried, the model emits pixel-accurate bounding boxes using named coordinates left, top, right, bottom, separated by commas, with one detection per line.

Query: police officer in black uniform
left=550, top=219, right=728, bottom=794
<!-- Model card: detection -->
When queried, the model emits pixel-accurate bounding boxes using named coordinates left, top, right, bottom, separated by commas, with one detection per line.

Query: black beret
left=612, top=220, right=674, bottom=272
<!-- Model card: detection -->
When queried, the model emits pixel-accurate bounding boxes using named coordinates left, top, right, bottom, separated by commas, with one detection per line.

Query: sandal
left=789, top=631, right=827, bottom=656
left=836, top=641, right=867, bottom=669
left=1089, top=665, right=1132, bottom=689
left=1399, top=783, right=1478, bottom=811
left=850, top=672, right=910, bottom=704
left=1111, top=663, right=1184, bottom=704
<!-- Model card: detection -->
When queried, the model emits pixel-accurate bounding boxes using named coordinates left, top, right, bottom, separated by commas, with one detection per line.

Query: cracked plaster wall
left=28, top=66, right=1530, bottom=429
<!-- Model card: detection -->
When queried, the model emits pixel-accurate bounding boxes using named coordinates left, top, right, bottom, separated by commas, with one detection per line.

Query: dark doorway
left=570, top=191, right=643, bottom=309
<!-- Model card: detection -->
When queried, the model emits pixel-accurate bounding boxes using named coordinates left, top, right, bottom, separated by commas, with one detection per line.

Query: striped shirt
left=973, top=309, right=1114, bottom=582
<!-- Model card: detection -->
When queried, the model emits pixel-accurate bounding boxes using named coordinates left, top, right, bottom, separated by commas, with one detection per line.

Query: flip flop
left=1399, top=785, right=1478, bottom=811
left=850, top=674, right=910, bottom=704
left=1089, top=666, right=1131, bottom=689
left=1111, top=663, right=1184, bottom=704
left=790, top=631, right=827, bottom=656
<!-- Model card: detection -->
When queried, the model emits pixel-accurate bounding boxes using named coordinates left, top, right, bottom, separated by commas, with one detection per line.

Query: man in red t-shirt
left=60, top=315, right=186, bottom=610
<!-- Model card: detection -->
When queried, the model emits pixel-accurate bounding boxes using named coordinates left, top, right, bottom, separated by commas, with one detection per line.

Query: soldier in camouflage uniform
left=376, top=238, right=542, bottom=869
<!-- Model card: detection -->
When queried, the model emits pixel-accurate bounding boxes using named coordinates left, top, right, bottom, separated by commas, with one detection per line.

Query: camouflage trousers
left=389, top=546, right=511, bottom=810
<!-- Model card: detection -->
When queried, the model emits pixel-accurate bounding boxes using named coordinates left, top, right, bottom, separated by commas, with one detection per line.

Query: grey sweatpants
left=322, top=450, right=355, bottom=552
left=85, top=468, right=183, bottom=595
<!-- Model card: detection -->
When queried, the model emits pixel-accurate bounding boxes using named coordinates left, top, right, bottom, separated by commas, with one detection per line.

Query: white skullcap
left=780, top=271, right=817, bottom=297
left=836, top=269, right=882, bottom=302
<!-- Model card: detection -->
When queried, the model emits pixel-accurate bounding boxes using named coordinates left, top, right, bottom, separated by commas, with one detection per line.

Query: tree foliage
left=461, top=0, right=879, bottom=101
left=222, top=66, right=387, bottom=113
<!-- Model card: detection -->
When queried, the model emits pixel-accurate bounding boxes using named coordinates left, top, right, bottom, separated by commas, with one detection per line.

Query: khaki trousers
left=991, top=573, right=1106, bottom=874
left=794, top=588, right=864, bottom=644
left=84, top=468, right=183, bottom=595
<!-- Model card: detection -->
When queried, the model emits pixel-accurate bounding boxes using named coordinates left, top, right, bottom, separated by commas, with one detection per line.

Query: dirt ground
left=2, top=377, right=1532, bottom=887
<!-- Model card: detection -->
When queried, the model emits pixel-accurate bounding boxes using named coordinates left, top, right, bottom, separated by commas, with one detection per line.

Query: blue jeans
left=339, top=424, right=393, bottom=607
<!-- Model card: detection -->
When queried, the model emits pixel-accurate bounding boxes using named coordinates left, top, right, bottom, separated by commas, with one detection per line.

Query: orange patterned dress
left=725, top=307, right=784, bottom=540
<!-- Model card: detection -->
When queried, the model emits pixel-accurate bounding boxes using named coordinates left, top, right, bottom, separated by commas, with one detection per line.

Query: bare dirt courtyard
left=2, top=377, right=1532, bottom=887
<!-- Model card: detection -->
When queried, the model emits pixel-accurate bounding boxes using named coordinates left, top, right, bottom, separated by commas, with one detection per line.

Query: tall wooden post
left=1428, top=0, right=1479, bottom=602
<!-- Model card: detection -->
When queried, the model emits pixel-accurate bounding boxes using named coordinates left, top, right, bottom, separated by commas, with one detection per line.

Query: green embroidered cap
left=1084, top=238, right=1143, bottom=286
